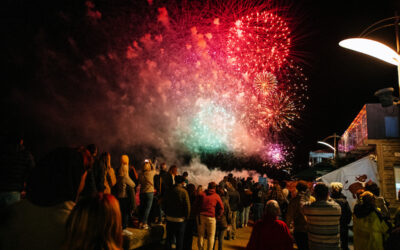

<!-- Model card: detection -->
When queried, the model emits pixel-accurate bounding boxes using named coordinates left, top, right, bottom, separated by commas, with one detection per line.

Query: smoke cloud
left=5, top=1, right=304, bottom=177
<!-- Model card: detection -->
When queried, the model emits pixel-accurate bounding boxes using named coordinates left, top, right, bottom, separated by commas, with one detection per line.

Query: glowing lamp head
left=339, top=38, right=400, bottom=66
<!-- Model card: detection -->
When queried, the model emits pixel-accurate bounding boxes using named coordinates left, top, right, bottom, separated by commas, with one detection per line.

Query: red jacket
left=246, top=216, right=294, bottom=250
left=197, top=189, right=224, bottom=218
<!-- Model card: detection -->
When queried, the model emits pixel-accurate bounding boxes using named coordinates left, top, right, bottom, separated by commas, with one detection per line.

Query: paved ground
left=136, top=224, right=252, bottom=250
left=137, top=221, right=355, bottom=250
left=191, top=224, right=252, bottom=250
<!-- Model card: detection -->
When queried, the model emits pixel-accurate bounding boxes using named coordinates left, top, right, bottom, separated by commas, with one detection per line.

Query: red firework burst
left=254, top=71, right=278, bottom=96
left=227, top=10, right=291, bottom=77
left=265, top=90, right=300, bottom=131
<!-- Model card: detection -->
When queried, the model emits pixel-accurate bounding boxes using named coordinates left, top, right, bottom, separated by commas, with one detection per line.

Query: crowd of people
left=1, top=137, right=400, bottom=250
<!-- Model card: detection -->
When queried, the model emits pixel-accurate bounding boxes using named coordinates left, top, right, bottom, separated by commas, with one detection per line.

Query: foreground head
left=314, top=182, right=329, bottom=201
left=265, top=200, right=281, bottom=218
left=360, top=191, right=375, bottom=206
left=86, top=144, right=98, bottom=157
left=330, top=182, right=343, bottom=194
left=169, top=165, right=178, bottom=175
left=65, top=193, right=122, bottom=250
left=26, top=147, right=92, bottom=206
left=121, top=155, right=129, bottom=166
left=143, top=160, right=152, bottom=171
left=175, top=175, right=185, bottom=186
left=208, top=182, right=217, bottom=190
left=365, top=181, right=380, bottom=196
left=296, top=180, right=308, bottom=192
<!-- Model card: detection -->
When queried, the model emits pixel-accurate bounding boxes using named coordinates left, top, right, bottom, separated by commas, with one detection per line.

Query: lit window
left=384, top=116, right=399, bottom=138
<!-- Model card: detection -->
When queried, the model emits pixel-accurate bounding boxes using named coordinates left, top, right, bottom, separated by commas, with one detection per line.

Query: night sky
left=2, top=0, right=400, bottom=172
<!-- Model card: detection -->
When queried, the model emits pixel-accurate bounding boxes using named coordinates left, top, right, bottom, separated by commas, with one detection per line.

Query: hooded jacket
left=197, top=188, right=224, bottom=218
left=353, top=202, right=389, bottom=250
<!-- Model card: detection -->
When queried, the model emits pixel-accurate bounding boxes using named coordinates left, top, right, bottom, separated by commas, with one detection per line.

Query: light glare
left=339, top=38, right=400, bottom=66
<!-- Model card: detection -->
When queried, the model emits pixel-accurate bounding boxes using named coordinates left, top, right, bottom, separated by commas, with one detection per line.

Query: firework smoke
left=9, top=0, right=308, bottom=169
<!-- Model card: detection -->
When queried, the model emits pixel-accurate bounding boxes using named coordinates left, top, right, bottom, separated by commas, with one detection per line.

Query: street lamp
left=317, top=133, right=341, bottom=159
left=317, top=141, right=335, bottom=152
left=339, top=15, right=400, bottom=106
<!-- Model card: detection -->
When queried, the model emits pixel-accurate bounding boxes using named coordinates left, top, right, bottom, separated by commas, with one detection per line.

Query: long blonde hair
left=119, top=155, right=130, bottom=177
left=65, top=193, right=123, bottom=250
left=121, top=155, right=129, bottom=166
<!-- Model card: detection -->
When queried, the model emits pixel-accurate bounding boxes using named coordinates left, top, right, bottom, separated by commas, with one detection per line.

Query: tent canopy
left=318, top=155, right=379, bottom=211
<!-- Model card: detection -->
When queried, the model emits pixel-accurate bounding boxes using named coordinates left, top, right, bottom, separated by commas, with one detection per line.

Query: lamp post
left=317, top=133, right=341, bottom=159
left=339, top=15, right=400, bottom=103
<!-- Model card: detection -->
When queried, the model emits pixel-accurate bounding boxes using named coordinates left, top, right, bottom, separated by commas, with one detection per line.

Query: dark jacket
left=163, top=185, right=190, bottom=219
left=240, top=188, right=252, bottom=207
left=159, top=169, right=169, bottom=196
left=163, top=173, right=174, bottom=192
left=0, top=144, right=35, bottom=192
left=217, top=196, right=231, bottom=229
left=331, top=192, right=352, bottom=227
left=81, top=169, right=97, bottom=197
left=252, top=186, right=265, bottom=204
left=228, top=188, right=241, bottom=211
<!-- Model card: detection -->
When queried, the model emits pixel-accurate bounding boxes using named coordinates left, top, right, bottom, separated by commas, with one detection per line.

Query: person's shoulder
left=327, top=199, right=342, bottom=209
left=177, top=186, right=188, bottom=193
left=275, top=218, right=289, bottom=227
left=332, top=197, right=346, bottom=204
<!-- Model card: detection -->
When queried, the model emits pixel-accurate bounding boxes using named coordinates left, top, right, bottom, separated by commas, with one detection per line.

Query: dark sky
left=2, top=0, right=400, bottom=168
left=292, top=0, right=400, bottom=166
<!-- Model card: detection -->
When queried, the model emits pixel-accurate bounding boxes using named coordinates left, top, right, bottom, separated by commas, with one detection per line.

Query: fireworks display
left=261, top=142, right=294, bottom=168
left=227, top=11, right=291, bottom=77
left=120, top=0, right=309, bottom=167
left=23, top=0, right=309, bottom=169
left=183, top=99, right=236, bottom=153
left=254, top=72, right=278, bottom=96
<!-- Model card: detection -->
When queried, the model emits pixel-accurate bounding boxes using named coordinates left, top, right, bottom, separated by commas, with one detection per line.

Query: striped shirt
left=304, top=199, right=341, bottom=250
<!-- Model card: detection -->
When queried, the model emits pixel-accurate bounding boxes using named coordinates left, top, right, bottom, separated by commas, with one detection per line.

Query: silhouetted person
left=214, top=186, right=231, bottom=250
left=0, top=134, right=35, bottom=210
left=80, top=144, right=99, bottom=197
left=330, top=182, right=352, bottom=250
left=365, top=181, right=390, bottom=220
left=138, top=159, right=156, bottom=229
left=163, top=175, right=190, bottom=250
left=116, top=155, right=136, bottom=230
left=0, top=147, right=92, bottom=250
left=246, top=200, right=294, bottom=250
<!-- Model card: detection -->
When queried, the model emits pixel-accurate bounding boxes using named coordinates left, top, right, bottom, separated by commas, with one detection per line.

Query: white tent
left=318, top=155, right=379, bottom=211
